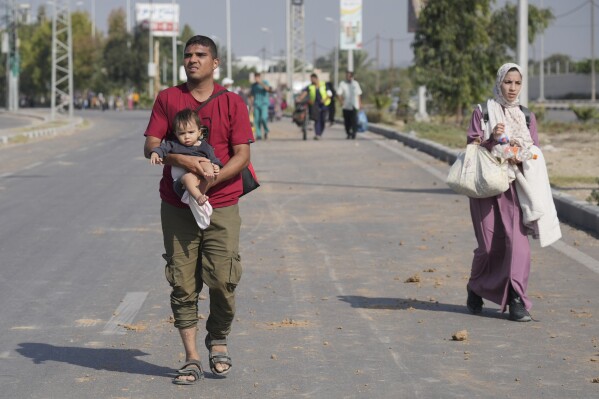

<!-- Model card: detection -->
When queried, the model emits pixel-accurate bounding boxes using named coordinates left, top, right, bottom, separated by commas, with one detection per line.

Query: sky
left=19, top=0, right=598, bottom=67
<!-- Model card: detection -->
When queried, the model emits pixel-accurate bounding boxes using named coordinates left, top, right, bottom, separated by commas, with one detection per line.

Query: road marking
left=22, top=162, right=42, bottom=171
left=367, top=135, right=448, bottom=181
left=550, top=240, right=599, bottom=274
left=365, top=134, right=599, bottom=276
left=290, top=214, right=422, bottom=398
left=102, top=292, right=148, bottom=335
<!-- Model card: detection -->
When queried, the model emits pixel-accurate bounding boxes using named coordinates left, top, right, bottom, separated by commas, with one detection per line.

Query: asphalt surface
left=0, top=112, right=36, bottom=130
left=0, top=110, right=598, bottom=398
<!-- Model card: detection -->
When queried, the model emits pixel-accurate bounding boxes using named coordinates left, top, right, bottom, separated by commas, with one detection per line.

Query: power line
left=554, top=0, right=588, bottom=19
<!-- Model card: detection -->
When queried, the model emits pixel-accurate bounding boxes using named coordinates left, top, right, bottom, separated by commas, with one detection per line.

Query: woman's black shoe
left=466, top=287, right=483, bottom=314
left=508, top=296, right=532, bottom=322
left=508, top=286, right=532, bottom=322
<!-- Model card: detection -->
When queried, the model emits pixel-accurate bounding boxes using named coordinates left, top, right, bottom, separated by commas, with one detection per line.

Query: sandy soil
left=540, top=131, right=599, bottom=203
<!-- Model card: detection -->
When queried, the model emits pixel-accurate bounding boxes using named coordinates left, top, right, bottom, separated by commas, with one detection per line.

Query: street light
left=91, top=0, right=95, bottom=39
left=171, top=0, right=177, bottom=86
left=261, top=27, right=273, bottom=72
left=226, top=0, right=232, bottom=81
left=325, top=17, right=338, bottom=90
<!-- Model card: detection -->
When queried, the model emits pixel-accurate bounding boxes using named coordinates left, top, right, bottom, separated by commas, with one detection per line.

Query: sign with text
left=408, top=0, right=427, bottom=33
left=135, top=3, right=179, bottom=37
left=340, top=0, right=362, bottom=50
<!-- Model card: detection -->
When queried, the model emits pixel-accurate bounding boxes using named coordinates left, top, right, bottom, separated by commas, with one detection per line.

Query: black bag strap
left=479, top=101, right=530, bottom=130
left=194, top=89, right=228, bottom=113
left=519, top=105, right=531, bottom=129
left=193, top=89, right=228, bottom=141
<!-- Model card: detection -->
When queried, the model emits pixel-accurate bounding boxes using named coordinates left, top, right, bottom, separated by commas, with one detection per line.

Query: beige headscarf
left=485, top=63, right=532, bottom=148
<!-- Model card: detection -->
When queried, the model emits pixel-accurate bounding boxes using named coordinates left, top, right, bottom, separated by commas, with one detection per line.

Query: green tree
left=412, top=0, right=494, bottom=120
left=18, top=14, right=52, bottom=102
left=531, top=53, right=573, bottom=75
left=18, top=8, right=100, bottom=101
left=103, top=9, right=132, bottom=91
left=127, top=24, right=152, bottom=94
left=573, top=59, right=599, bottom=74
left=71, top=11, right=99, bottom=92
left=489, top=3, right=554, bottom=56
left=180, top=24, right=195, bottom=44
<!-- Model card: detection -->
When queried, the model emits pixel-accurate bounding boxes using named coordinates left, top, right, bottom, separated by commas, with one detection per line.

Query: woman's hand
left=492, top=123, right=505, bottom=141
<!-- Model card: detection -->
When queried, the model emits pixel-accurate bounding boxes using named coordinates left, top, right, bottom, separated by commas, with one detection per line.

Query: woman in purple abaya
left=465, top=63, right=539, bottom=322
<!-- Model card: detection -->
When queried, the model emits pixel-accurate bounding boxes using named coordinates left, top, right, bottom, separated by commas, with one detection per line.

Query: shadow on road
left=263, top=179, right=455, bottom=195
left=337, top=295, right=507, bottom=320
left=16, top=343, right=174, bottom=377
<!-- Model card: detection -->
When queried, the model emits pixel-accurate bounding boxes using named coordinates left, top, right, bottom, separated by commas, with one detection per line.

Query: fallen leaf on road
left=405, top=274, right=421, bottom=283
left=452, top=330, right=468, bottom=341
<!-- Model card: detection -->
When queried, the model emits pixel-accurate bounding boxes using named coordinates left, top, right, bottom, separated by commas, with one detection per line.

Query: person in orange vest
left=297, top=73, right=331, bottom=140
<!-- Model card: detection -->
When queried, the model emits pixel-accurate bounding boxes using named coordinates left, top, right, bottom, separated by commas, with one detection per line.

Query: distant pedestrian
left=249, top=72, right=272, bottom=140
left=326, top=81, right=336, bottom=126
left=336, top=70, right=362, bottom=139
left=297, top=73, right=331, bottom=140
left=222, top=77, right=234, bottom=91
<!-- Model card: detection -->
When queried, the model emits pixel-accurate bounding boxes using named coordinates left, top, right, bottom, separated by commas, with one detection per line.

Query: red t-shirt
left=144, top=84, right=254, bottom=208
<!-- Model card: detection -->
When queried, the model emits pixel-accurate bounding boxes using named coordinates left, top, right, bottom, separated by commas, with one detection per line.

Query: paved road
left=0, top=110, right=598, bottom=398
left=0, top=112, right=35, bottom=130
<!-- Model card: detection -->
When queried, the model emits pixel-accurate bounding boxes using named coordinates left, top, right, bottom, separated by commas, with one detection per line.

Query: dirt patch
left=118, top=323, right=147, bottom=332
left=263, top=318, right=311, bottom=329
left=540, top=131, right=599, bottom=203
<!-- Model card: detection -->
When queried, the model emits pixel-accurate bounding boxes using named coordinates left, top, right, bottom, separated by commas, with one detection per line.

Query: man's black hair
left=184, top=35, right=218, bottom=59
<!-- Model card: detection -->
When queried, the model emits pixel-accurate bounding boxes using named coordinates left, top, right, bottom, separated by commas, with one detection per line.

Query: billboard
left=408, top=0, right=427, bottom=33
left=135, top=3, right=179, bottom=37
left=340, top=0, right=362, bottom=50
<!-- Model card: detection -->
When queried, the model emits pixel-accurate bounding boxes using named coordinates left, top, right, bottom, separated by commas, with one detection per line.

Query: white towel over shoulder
left=512, top=146, right=561, bottom=247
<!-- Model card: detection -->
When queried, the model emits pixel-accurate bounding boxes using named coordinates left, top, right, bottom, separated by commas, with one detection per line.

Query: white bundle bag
left=446, top=143, right=509, bottom=198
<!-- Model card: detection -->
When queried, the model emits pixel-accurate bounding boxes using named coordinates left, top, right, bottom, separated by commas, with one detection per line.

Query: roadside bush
left=569, top=105, right=597, bottom=122
left=539, top=119, right=599, bottom=134
left=371, top=94, right=392, bottom=112
left=587, top=178, right=599, bottom=206
left=366, top=111, right=382, bottom=123
left=405, top=121, right=465, bottom=148
left=529, top=104, right=545, bottom=122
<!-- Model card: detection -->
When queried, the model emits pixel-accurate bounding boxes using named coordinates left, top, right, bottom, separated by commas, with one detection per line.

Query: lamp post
left=261, top=27, right=273, bottom=73
left=91, top=0, right=95, bottom=39
left=172, top=0, right=177, bottom=86
left=325, top=17, right=338, bottom=90
left=226, top=0, right=232, bottom=80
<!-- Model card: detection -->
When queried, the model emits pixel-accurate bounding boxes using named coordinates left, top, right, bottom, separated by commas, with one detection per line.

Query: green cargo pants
left=161, top=201, right=242, bottom=338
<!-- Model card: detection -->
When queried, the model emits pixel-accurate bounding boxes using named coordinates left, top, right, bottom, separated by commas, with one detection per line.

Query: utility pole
left=226, top=0, right=232, bottom=80
left=148, top=0, right=155, bottom=98
left=375, top=34, right=380, bottom=93
left=171, top=0, right=177, bottom=86
left=286, top=0, right=292, bottom=104
left=50, top=0, right=74, bottom=119
left=91, top=0, right=95, bottom=39
left=592, top=0, right=596, bottom=101
left=389, top=38, right=394, bottom=88
left=517, top=0, right=528, bottom=106
left=538, top=0, right=545, bottom=101
left=290, top=0, right=306, bottom=84
left=4, top=0, right=19, bottom=111
left=325, top=17, right=339, bottom=91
